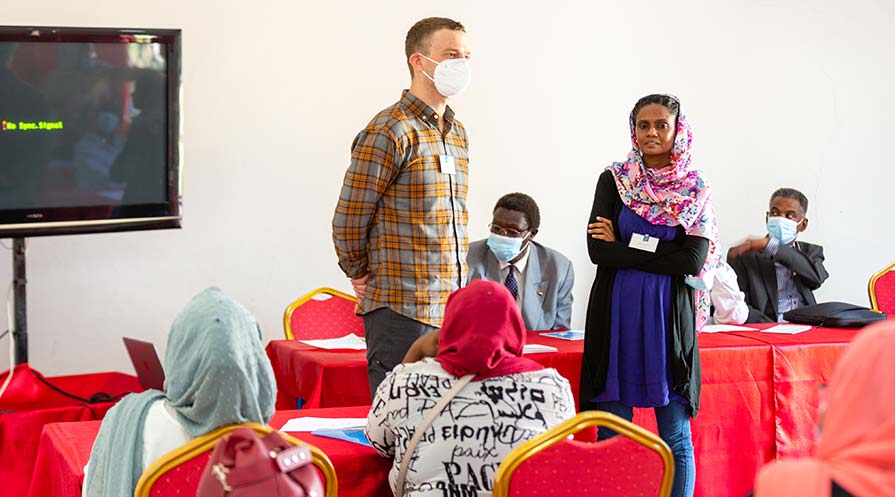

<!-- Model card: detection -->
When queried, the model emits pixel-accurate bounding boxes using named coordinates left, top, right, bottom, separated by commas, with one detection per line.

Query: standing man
left=467, top=193, right=574, bottom=330
left=332, top=17, right=471, bottom=395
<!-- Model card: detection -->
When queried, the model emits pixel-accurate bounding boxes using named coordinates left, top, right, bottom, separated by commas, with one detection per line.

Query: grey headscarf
left=84, top=287, right=276, bottom=497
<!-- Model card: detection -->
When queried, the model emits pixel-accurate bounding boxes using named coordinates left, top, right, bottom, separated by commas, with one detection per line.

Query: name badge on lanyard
left=629, top=233, right=659, bottom=252
left=439, top=155, right=456, bottom=175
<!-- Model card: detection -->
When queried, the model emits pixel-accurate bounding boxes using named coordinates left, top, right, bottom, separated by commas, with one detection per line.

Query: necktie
left=505, top=264, right=518, bottom=299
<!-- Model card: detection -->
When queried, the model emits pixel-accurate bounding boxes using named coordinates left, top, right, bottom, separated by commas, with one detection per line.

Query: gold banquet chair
left=869, top=260, right=895, bottom=314
left=134, top=422, right=337, bottom=497
left=283, top=287, right=363, bottom=340
left=493, top=410, right=674, bottom=497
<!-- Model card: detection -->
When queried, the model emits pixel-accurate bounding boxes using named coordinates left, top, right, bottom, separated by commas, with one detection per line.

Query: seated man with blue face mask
left=727, top=188, right=830, bottom=323
left=467, top=193, right=574, bottom=330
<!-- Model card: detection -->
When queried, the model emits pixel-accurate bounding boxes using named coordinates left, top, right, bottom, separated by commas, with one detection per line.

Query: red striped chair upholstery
left=493, top=411, right=674, bottom=497
left=283, top=288, right=363, bottom=340
left=869, top=261, right=895, bottom=314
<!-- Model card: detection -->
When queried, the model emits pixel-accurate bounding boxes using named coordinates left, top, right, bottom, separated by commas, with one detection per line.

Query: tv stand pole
left=12, top=238, right=27, bottom=364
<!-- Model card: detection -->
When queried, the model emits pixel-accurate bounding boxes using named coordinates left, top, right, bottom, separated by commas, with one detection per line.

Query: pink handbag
left=196, top=426, right=325, bottom=497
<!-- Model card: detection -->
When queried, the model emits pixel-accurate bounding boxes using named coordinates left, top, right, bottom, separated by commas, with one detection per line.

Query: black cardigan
left=580, top=170, right=709, bottom=417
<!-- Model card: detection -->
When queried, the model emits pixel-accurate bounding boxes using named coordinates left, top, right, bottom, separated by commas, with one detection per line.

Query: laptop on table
left=123, top=337, right=165, bottom=391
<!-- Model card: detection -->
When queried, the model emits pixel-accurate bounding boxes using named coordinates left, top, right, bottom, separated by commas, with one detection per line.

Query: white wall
left=1, top=0, right=893, bottom=375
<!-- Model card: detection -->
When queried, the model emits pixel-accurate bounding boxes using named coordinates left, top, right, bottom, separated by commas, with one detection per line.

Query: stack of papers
left=280, top=417, right=368, bottom=432
left=700, top=324, right=758, bottom=333
left=539, top=330, right=585, bottom=341
left=299, top=334, right=366, bottom=350
left=761, top=324, right=813, bottom=335
left=522, top=344, right=558, bottom=355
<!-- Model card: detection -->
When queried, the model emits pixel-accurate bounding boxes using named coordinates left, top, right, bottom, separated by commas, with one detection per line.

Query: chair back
left=493, top=411, right=674, bottom=497
left=283, top=287, right=363, bottom=340
left=134, top=422, right=337, bottom=497
left=869, top=261, right=895, bottom=314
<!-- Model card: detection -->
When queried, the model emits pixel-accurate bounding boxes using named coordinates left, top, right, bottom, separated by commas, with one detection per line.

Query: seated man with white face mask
left=727, top=188, right=829, bottom=323
left=467, top=193, right=574, bottom=330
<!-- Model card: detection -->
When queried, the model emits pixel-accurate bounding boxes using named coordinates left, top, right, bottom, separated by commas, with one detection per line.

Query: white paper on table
left=299, top=333, right=366, bottom=350
left=280, top=417, right=368, bottom=432
left=701, top=324, right=758, bottom=333
left=761, top=324, right=813, bottom=334
left=523, top=344, right=559, bottom=354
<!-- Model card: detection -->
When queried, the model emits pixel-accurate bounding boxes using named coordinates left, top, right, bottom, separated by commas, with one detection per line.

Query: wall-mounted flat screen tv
left=0, top=26, right=181, bottom=237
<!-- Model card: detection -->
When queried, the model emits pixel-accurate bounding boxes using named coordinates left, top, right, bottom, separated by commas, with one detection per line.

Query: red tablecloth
left=0, top=370, right=142, bottom=497
left=267, top=340, right=368, bottom=409
left=28, top=407, right=389, bottom=497
left=267, top=326, right=863, bottom=497
left=273, top=406, right=392, bottom=497
left=728, top=327, right=860, bottom=459
left=27, top=420, right=101, bottom=497
left=266, top=332, right=586, bottom=410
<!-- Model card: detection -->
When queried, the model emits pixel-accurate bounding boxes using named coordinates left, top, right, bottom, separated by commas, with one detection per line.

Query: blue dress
left=592, top=206, right=686, bottom=407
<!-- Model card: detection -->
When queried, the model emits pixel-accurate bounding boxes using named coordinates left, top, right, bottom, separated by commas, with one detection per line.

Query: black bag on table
left=783, top=302, right=887, bottom=328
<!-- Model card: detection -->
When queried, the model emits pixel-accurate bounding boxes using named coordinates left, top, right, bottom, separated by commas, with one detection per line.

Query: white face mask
left=418, top=54, right=470, bottom=98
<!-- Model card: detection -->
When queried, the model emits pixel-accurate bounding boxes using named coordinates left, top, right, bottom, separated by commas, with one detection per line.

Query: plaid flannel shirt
left=332, top=91, right=469, bottom=327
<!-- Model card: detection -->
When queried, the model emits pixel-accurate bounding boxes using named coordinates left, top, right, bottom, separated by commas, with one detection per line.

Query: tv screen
left=0, top=26, right=181, bottom=237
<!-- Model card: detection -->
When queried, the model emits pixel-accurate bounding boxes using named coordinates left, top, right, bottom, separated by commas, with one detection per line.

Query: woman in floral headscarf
left=580, top=94, right=719, bottom=497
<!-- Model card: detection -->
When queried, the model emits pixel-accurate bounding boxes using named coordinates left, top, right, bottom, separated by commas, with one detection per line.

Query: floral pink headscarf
left=607, top=97, right=720, bottom=329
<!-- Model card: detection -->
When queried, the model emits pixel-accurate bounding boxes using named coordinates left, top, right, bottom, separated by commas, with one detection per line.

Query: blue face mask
left=487, top=233, right=526, bottom=262
left=767, top=216, right=800, bottom=245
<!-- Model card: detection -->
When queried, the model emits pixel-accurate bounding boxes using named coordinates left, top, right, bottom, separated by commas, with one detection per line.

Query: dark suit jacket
left=727, top=241, right=829, bottom=323
left=466, top=239, right=574, bottom=330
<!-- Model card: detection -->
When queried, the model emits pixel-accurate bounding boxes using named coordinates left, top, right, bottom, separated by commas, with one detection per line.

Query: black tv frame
left=0, top=26, right=181, bottom=364
left=0, top=25, right=182, bottom=238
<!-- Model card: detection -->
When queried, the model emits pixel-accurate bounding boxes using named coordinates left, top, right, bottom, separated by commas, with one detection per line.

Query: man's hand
left=588, top=216, right=617, bottom=242
left=350, top=273, right=370, bottom=301
left=403, top=330, right=440, bottom=364
left=728, top=236, right=771, bottom=258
